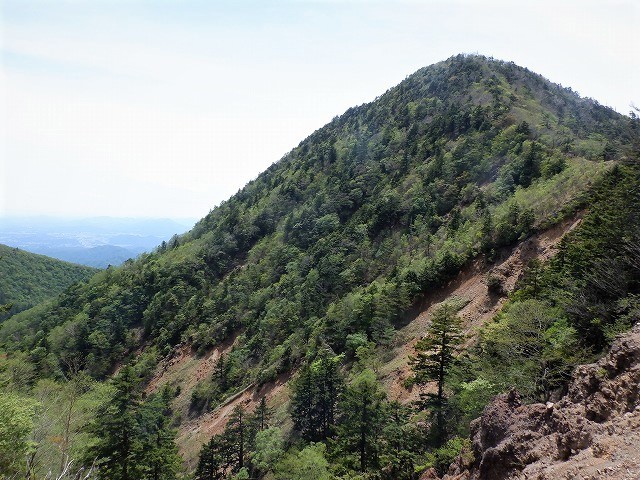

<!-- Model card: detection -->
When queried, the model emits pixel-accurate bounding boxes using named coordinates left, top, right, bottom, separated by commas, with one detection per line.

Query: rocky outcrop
left=443, top=324, right=640, bottom=480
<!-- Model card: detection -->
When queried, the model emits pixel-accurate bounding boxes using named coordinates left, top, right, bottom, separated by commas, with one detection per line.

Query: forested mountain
left=0, top=244, right=97, bottom=319
left=1, top=54, right=638, bottom=480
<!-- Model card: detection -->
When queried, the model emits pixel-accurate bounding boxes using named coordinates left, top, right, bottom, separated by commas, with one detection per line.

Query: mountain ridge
left=1, top=54, right=638, bottom=479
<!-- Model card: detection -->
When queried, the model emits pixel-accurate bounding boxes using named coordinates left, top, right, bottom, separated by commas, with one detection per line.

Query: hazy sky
left=2, top=0, right=638, bottom=219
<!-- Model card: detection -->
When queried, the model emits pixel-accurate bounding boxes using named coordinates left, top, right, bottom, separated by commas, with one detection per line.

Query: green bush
left=422, top=437, right=471, bottom=475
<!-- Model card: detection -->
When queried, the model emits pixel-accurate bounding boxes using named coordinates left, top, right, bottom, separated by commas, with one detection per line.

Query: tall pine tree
left=410, top=302, right=463, bottom=446
left=138, top=387, right=182, bottom=480
left=290, top=350, right=343, bottom=441
left=225, top=405, right=246, bottom=472
left=89, top=367, right=181, bottom=480
left=290, top=363, right=318, bottom=440
left=335, top=369, right=387, bottom=472
left=195, top=435, right=225, bottom=480
left=89, top=366, right=144, bottom=480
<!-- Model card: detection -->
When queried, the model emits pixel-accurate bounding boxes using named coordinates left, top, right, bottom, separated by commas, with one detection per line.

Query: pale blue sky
left=2, top=0, right=638, bottom=218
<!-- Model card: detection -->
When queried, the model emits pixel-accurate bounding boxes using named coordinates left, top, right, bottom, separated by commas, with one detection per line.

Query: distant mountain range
left=0, top=216, right=196, bottom=268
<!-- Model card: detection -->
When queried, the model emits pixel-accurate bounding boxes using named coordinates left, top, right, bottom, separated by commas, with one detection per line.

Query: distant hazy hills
left=0, top=216, right=196, bottom=268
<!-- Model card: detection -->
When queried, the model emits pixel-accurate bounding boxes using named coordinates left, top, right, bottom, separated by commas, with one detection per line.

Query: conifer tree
left=195, top=435, right=225, bottom=480
left=89, top=368, right=181, bottom=480
left=315, top=351, right=342, bottom=439
left=253, top=396, right=270, bottom=432
left=139, top=387, right=181, bottom=480
left=335, top=369, right=387, bottom=472
left=89, top=366, right=143, bottom=480
left=381, top=400, right=423, bottom=480
left=196, top=405, right=253, bottom=478
left=410, top=302, right=463, bottom=446
left=212, top=354, right=230, bottom=396
left=225, top=405, right=246, bottom=472
left=290, top=363, right=317, bottom=440
left=290, top=350, right=343, bottom=441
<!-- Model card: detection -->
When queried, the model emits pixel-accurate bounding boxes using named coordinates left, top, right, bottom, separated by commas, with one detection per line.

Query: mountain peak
left=2, top=56, right=638, bottom=478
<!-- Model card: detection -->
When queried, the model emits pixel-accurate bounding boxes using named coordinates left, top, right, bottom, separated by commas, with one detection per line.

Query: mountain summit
left=1, top=55, right=638, bottom=479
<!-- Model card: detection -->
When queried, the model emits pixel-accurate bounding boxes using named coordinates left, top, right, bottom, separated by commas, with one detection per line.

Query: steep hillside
left=165, top=213, right=583, bottom=466
left=2, top=54, right=631, bottom=376
left=0, top=244, right=97, bottom=319
left=1, top=54, right=638, bottom=479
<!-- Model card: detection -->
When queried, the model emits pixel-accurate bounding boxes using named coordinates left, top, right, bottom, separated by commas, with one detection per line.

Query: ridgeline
left=1, top=55, right=638, bottom=480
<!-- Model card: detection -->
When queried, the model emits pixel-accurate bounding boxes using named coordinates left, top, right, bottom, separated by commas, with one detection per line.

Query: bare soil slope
left=380, top=215, right=582, bottom=403
left=147, top=215, right=582, bottom=467
left=146, top=333, right=292, bottom=467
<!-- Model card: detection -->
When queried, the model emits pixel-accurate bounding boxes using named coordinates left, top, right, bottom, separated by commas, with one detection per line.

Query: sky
left=1, top=0, right=638, bottom=219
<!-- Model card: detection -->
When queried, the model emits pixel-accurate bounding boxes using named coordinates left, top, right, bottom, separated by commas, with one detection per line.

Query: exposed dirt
left=380, top=215, right=582, bottom=404
left=145, top=332, right=293, bottom=468
left=440, top=323, right=640, bottom=480
left=145, top=333, right=238, bottom=416
left=176, top=372, right=292, bottom=470
left=148, top=215, right=581, bottom=468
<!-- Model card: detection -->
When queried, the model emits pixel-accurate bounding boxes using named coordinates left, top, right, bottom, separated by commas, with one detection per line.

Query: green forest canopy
left=1, top=54, right=639, bottom=479
left=0, top=244, right=97, bottom=319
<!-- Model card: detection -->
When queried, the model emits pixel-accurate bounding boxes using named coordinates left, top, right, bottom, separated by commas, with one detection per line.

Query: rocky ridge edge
left=434, top=323, right=640, bottom=480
